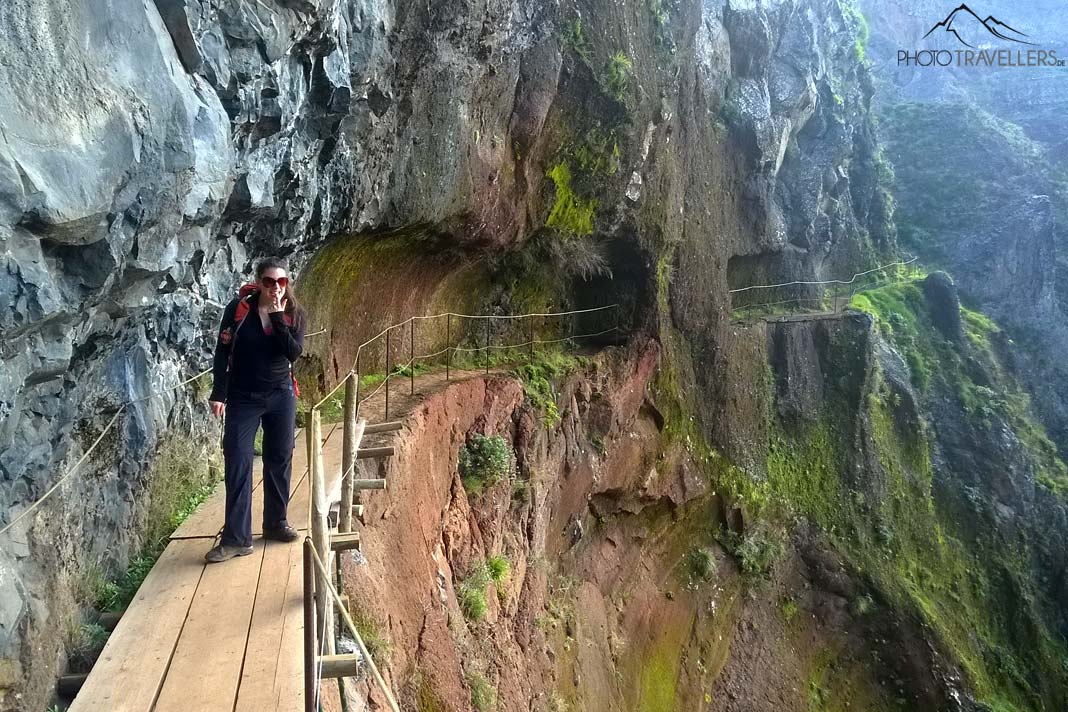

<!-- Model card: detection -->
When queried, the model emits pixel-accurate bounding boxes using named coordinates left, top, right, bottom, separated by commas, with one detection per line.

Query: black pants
left=221, top=383, right=296, bottom=547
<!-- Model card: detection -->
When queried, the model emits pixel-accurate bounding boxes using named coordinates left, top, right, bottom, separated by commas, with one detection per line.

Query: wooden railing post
left=390, top=326, right=395, bottom=420
left=445, top=313, right=451, bottom=381
left=340, top=374, right=357, bottom=534
left=303, top=537, right=316, bottom=712
left=309, top=409, right=335, bottom=656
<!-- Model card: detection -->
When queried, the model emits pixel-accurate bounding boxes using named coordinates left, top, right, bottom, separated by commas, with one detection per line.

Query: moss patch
left=546, top=163, right=596, bottom=236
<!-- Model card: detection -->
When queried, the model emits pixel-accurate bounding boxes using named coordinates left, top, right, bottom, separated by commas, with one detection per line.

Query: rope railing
left=727, top=256, right=918, bottom=294
left=728, top=257, right=919, bottom=323
left=313, top=304, right=621, bottom=411
left=0, top=327, right=328, bottom=540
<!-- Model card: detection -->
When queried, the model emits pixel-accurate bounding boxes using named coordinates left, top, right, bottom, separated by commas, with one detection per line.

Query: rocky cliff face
left=10, top=0, right=1059, bottom=709
left=857, top=0, right=1068, bottom=457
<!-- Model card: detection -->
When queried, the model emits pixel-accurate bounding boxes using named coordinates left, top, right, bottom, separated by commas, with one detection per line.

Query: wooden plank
left=69, top=540, right=206, bottom=712
left=330, top=532, right=361, bottom=552
left=363, top=421, right=402, bottom=435
left=353, top=479, right=386, bottom=491
left=319, top=654, right=359, bottom=679
left=169, top=462, right=264, bottom=539
left=356, top=446, right=394, bottom=459
left=172, top=426, right=317, bottom=539
left=152, top=541, right=266, bottom=712
left=57, top=673, right=87, bottom=697
left=233, top=539, right=305, bottom=712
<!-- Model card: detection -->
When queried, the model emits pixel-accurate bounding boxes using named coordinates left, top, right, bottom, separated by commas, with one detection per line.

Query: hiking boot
left=262, top=523, right=299, bottom=542
left=204, top=543, right=254, bottom=563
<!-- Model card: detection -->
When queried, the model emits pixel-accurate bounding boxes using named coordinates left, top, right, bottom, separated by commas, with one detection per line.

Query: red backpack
left=220, top=283, right=302, bottom=397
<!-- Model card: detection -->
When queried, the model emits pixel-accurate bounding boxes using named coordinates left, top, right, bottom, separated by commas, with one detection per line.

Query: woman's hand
left=268, top=291, right=286, bottom=313
left=210, top=400, right=225, bottom=418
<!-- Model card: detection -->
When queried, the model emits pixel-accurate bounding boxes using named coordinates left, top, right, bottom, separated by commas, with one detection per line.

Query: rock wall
left=858, top=0, right=1068, bottom=456
left=0, top=0, right=894, bottom=706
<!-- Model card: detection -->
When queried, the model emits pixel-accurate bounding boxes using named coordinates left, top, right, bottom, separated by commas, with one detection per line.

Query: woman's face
left=259, top=267, right=289, bottom=301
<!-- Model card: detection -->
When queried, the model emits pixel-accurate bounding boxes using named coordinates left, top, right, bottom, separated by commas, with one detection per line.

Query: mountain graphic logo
left=923, top=4, right=1036, bottom=48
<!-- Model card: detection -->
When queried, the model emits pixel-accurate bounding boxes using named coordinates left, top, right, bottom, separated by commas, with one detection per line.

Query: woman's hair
left=255, top=256, right=304, bottom=323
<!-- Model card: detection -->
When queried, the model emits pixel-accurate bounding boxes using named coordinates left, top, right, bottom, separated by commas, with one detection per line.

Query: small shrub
left=511, top=478, right=531, bottom=503
left=565, top=17, right=592, bottom=64
left=781, top=598, right=800, bottom=622
left=467, top=670, right=497, bottom=711
left=458, top=584, right=488, bottom=622
left=459, top=434, right=513, bottom=496
left=850, top=594, right=875, bottom=617
left=736, top=523, right=785, bottom=578
left=487, top=555, right=511, bottom=585
left=687, top=547, right=717, bottom=582
left=95, top=553, right=156, bottom=612
left=458, top=564, right=493, bottom=621
left=68, top=622, right=109, bottom=672
left=602, top=52, right=632, bottom=103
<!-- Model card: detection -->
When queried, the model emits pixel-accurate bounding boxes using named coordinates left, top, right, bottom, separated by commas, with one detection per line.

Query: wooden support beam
left=330, top=532, right=361, bottom=553
left=57, top=673, right=88, bottom=697
left=339, top=378, right=364, bottom=534
left=308, top=410, right=335, bottom=657
left=97, top=610, right=122, bottom=631
left=319, top=653, right=360, bottom=680
left=363, top=421, right=402, bottom=435
left=356, top=446, right=394, bottom=459
left=353, top=479, right=386, bottom=491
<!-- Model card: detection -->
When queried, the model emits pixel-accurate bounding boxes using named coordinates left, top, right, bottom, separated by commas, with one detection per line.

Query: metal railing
left=300, top=303, right=620, bottom=711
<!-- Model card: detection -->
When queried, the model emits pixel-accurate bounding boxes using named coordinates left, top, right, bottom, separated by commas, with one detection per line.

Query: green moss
left=415, top=672, right=449, bottom=712
left=511, top=350, right=586, bottom=428
left=564, top=17, right=592, bottom=64
left=546, top=163, right=596, bottom=236
left=602, top=52, right=632, bottom=103
left=467, top=671, right=497, bottom=712
left=766, top=420, right=844, bottom=526
left=636, top=643, right=680, bottom=712
left=348, top=604, right=391, bottom=662
left=785, top=281, right=1068, bottom=709
left=844, top=1, right=869, bottom=63
left=570, top=125, right=622, bottom=177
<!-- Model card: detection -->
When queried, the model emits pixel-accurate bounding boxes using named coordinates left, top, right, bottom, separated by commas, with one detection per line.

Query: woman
left=205, top=257, right=307, bottom=563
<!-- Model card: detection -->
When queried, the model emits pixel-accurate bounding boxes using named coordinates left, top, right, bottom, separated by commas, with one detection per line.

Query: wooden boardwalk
left=68, top=368, right=492, bottom=712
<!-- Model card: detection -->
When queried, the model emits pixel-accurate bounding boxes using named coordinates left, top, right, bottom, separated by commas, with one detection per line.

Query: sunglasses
left=260, top=276, right=289, bottom=289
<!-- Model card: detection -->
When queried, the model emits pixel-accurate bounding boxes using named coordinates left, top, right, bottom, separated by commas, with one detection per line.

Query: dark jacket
left=209, top=289, right=306, bottom=402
